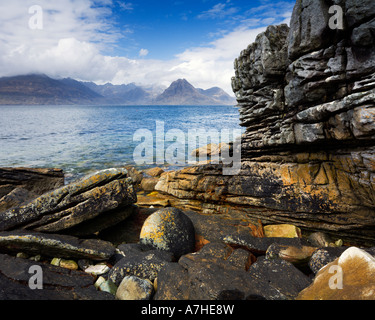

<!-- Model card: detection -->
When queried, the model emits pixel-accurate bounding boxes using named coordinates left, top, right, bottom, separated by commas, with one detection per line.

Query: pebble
left=84, top=263, right=111, bottom=276
left=115, top=276, right=154, bottom=300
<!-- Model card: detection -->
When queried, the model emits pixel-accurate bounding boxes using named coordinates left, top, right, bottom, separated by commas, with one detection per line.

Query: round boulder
left=139, top=207, right=195, bottom=258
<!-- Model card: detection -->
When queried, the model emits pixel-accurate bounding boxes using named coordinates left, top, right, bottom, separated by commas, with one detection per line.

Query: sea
left=0, top=105, right=243, bottom=183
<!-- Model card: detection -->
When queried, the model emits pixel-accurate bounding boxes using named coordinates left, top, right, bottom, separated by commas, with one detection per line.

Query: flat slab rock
left=0, top=167, right=64, bottom=212
left=0, top=253, right=114, bottom=300
left=0, top=230, right=115, bottom=261
left=0, top=168, right=137, bottom=235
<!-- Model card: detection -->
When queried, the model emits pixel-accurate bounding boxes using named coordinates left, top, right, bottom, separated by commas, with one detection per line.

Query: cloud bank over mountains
left=0, top=0, right=293, bottom=95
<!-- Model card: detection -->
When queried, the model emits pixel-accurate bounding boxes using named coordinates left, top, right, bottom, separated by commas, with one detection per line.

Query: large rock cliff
left=156, top=0, right=375, bottom=245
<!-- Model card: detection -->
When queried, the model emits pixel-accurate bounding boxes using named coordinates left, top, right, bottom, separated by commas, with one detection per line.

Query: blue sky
left=0, top=0, right=295, bottom=94
left=108, top=0, right=294, bottom=59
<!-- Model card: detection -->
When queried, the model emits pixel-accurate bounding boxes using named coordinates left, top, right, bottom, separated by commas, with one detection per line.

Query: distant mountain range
left=0, top=74, right=235, bottom=106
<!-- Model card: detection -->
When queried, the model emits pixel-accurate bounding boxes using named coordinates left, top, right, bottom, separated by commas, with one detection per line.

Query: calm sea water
left=0, top=105, right=242, bottom=183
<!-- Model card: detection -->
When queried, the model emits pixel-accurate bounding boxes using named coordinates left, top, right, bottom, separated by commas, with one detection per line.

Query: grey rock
left=308, top=247, right=348, bottom=273
left=108, top=249, right=174, bottom=286
left=139, top=207, right=195, bottom=258
left=221, top=233, right=311, bottom=254
left=0, top=168, right=137, bottom=236
left=0, top=230, right=115, bottom=261
left=116, top=275, right=154, bottom=300
left=0, top=167, right=64, bottom=212
left=248, top=256, right=312, bottom=299
left=287, top=0, right=331, bottom=60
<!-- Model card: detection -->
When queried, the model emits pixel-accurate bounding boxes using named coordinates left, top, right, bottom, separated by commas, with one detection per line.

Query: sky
left=0, top=0, right=295, bottom=95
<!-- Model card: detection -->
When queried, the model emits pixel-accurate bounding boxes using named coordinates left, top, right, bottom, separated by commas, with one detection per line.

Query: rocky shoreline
left=1, top=0, right=374, bottom=301
left=0, top=166, right=374, bottom=300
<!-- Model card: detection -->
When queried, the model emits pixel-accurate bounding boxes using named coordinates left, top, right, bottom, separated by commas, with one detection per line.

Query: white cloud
left=117, top=1, right=133, bottom=11
left=197, top=3, right=238, bottom=20
left=139, top=48, right=149, bottom=57
left=0, top=0, right=294, bottom=96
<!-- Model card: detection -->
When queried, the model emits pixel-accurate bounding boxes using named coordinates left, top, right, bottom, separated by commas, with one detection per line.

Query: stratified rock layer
left=0, top=168, right=137, bottom=236
left=156, top=0, right=375, bottom=244
left=0, top=168, right=64, bottom=212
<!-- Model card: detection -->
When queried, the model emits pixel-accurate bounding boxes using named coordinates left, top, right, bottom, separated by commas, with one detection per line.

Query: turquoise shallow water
left=0, top=105, right=242, bottom=183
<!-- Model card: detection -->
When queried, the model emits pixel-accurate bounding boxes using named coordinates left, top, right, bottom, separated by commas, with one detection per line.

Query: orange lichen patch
left=277, top=160, right=342, bottom=210
left=140, top=208, right=181, bottom=251
left=248, top=220, right=264, bottom=238
left=245, top=252, right=257, bottom=271
left=195, top=234, right=210, bottom=252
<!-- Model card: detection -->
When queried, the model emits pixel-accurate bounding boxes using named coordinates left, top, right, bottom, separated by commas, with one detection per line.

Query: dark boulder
left=139, top=207, right=195, bottom=258
left=109, top=246, right=174, bottom=286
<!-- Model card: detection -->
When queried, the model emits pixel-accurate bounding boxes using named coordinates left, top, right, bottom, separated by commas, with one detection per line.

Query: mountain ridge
left=0, top=74, right=235, bottom=106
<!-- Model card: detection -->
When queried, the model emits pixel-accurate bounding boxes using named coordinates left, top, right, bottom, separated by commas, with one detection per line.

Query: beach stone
left=153, top=263, right=190, bottom=300
left=94, top=276, right=106, bottom=288
left=0, top=168, right=137, bottom=236
left=143, top=167, right=165, bottom=178
left=0, top=230, right=115, bottom=261
left=139, top=207, right=195, bottom=258
left=140, top=177, right=159, bottom=192
left=298, top=247, right=375, bottom=300
left=116, top=276, right=154, bottom=300
left=59, top=259, right=79, bottom=270
left=248, top=256, right=312, bottom=300
left=266, top=243, right=317, bottom=267
left=16, top=252, right=28, bottom=259
left=307, top=232, right=334, bottom=248
left=84, top=263, right=110, bottom=276
left=109, top=249, right=174, bottom=286
left=221, top=232, right=311, bottom=255
left=51, top=258, right=61, bottom=267
left=308, top=247, right=348, bottom=274
left=264, top=224, right=301, bottom=238
left=95, top=277, right=118, bottom=295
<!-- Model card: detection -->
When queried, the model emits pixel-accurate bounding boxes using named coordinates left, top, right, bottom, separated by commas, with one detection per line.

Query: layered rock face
left=0, top=168, right=64, bottom=212
left=0, top=168, right=137, bottom=236
left=156, top=0, right=375, bottom=244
